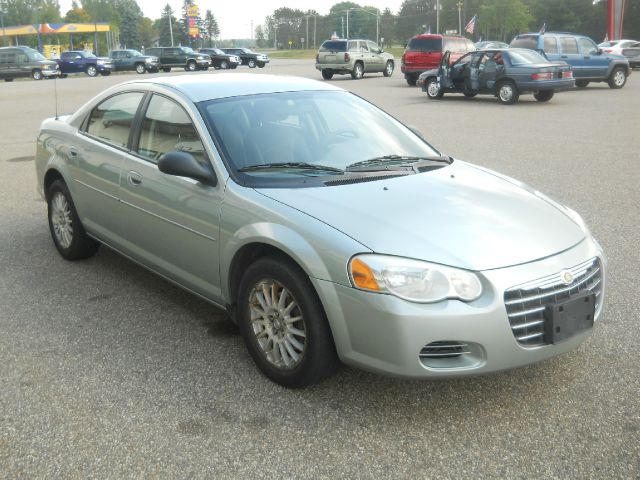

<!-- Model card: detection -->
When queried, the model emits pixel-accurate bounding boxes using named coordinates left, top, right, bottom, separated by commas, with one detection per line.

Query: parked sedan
left=417, top=49, right=574, bottom=104
left=621, top=42, right=640, bottom=68
left=35, top=74, right=605, bottom=387
left=198, top=48, right=240, bottom=69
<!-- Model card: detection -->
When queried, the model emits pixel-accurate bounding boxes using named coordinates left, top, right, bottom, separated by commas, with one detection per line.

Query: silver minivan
left=0, top=46, right=60, bottom=82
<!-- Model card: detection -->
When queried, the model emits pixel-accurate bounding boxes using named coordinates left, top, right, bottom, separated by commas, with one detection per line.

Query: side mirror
left=158, top=151, right=217, bottom=186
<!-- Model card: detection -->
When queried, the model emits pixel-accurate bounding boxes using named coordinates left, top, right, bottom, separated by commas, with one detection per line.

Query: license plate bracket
left=544, top=292, right=596, bottom=344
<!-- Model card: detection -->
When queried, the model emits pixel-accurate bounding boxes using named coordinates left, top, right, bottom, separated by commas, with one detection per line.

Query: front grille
left=419, top=341, right=471, bottom=359
left=504, top=257, right=602, bottom=347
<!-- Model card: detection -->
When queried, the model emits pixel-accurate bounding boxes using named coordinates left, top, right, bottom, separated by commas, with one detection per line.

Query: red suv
left=401, top=34, right=476, bottom=86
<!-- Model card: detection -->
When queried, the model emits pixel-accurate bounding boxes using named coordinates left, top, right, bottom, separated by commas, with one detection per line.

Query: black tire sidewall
left=237, top=257, right=337, bottom=387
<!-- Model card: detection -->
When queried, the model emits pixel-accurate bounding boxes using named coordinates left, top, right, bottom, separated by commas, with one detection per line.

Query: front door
left=118, top=93, right=223, bottom=300
left=578, top=37, right=608, bottom=78
left=367, top=41, right=384, bottom=71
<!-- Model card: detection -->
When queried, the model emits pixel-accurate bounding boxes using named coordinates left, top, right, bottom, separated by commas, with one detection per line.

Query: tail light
left=344, top=52, right=350, bottom=62
left=562, top=70, right=573, bottom=78
left=531, top=72, right=553, bottom=80
left=603, top=49, right=613, bottom=53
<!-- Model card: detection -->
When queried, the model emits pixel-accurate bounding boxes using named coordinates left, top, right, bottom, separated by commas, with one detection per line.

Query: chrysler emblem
left=561, top=270, right=574, bottom=285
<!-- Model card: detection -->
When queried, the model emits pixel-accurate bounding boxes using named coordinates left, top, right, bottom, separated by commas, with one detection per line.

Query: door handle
left=561, top=55, right=568, bottom=59
left=127, top=170, right=143, bottom=186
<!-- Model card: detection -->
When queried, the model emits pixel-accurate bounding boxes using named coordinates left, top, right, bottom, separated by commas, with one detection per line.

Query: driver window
left=367, top=41, right=379, bottom=52
left=360, top=42, right=369, bottom=52
left=578, top=38, right=598, bottom=55
left=137, top=94, right=205, bottom=165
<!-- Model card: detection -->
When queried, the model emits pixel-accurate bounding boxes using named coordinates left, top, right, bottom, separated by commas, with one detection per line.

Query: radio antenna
left=54, top=75, right=59, bottom=120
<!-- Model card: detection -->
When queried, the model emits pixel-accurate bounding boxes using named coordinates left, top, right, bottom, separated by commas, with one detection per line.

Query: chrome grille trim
left=504, top=257, right=602, bottom=347
left=419, top=341, right=470, bottom=358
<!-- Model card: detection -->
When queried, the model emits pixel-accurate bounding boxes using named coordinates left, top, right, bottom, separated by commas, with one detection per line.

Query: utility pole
left=305, top=16, right=308, bottom=50
left=346, top=9, right=350, bottom=39
left=169, top=13, right=174, bottom=46
left=0, top=8, right=6, bottom=47
left=457, top=2, right=463, bottom=35
left=313, top=15, right=316, bottom=48
left=436, top=0, right=440, bottom=34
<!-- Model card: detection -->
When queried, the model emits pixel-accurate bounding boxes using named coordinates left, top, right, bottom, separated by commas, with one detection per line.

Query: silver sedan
left=35, top=74, right=606, bottom=387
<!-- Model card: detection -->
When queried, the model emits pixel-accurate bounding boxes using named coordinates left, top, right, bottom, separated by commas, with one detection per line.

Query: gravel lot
left=1, top=60, right=639, bottom=478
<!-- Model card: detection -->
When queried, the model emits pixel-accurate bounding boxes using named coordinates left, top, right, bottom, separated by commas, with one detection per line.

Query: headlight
left=97, top=60, right=104, bottom=65
left=197, top=55, right=205, bottom=60
left=349, top=254, right=482, bottom=303
left=145, top=58, right=152, bottom=63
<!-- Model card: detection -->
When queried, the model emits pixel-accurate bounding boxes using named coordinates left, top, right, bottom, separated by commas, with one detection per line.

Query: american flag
left=465, top=15, right=477, bottom=34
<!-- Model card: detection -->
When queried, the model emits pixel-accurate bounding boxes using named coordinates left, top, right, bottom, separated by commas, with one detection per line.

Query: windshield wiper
left=238, top=162, right=344, bottom=173
left=346, top=155, right=452, bottom=171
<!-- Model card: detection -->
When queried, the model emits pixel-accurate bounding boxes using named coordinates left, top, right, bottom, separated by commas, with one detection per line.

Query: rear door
left=558, top=36, right=582, bottom=76
left=118, top=93, right=223, bottom=299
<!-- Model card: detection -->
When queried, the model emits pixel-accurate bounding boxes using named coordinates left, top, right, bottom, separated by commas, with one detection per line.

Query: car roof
left=122, top=73, right=342, bottom=103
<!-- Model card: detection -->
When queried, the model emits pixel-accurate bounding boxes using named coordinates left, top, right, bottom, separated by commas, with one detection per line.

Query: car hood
left=255, top=161, right=585, bottom=271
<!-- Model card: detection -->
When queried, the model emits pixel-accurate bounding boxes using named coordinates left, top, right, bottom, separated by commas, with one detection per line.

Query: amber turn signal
left=350, top=258, right=380, bottom=291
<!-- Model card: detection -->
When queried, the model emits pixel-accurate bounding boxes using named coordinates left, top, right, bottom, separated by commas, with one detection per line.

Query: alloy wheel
left=50, top=192, right=74, bottom=249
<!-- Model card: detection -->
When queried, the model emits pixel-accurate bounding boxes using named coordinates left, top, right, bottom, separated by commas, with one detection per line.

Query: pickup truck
left=57, top=50, right=113, bottom=77
left=110, top=49, right=159, bottom=74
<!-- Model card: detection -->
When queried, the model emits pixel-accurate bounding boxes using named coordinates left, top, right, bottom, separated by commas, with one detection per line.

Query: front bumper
left=42, top=68, right=61, bottom=78
left=312, top=237, right=605, bottom=378
left=96, top=64, right=113, bottom=72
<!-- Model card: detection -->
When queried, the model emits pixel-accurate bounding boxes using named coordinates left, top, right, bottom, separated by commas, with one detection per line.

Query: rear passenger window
left=560, top=37, right=579, bottom=54
left=137, top=95, right=205, bottom=164
left=543, top=37, right=558, bottom=54
left=348, top=41, right=358, bottom=51
left=85, top=92, right=144, bottom=148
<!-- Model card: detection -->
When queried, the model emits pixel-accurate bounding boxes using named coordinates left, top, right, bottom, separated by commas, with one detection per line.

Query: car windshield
left=82, top=52, right=97, bottom=58
left=508, top=49, right=550, bottom=65
left=213, top=49, right=224, bottom=54
left=130, top=50, right=143, bottom=56
left=241, top=48, right=253, bottom=53
left=182, top=47, right=194, bottom=53
left=200, top=90, right=440, bottom=187
left=26, top=50, right=46, bottom=61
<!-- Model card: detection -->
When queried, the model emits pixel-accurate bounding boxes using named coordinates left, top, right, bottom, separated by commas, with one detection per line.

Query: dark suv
left=401, top=34, right=475, bottom=85
left=0, top=46, right=60, bottom=81
left=510, top=32, right=631, bottom=88
left=57, top=50, right=113, bottom=77
left=145, top=47, right=210, bottom=72
left=198, top=48, right=240, bottom=69
left=110, top=49, right=159, bottom=74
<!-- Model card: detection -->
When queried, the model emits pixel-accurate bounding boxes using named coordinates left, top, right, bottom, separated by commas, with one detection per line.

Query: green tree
left=203, top=9, right=219, bottom=47
left=396, top=0, right=437, bottom=44
left=118, top=0, right=142, bottom=49
left=478, top=0, right=532, bottom=41
left=138, top=16, right=156, bottom=50
left=157, top=3, right=179, bottom=46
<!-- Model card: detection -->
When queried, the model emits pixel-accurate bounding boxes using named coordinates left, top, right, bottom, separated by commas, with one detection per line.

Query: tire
left=575, top=80, right=589, bottom=88
left=47, top=180, right=100, bottom=261
left=100, top=70, right=111, bottom=76
left=135, top=63, right=146, bottom=74
left=257, top=62, right=265, bottom=68
left=608, top=67, right=627, bottom=89
left=220, top=60, right=229, bottom=69
left=321, top=69, right=334, bottom=80
left=351, top=62, right=364, bottom=80
left=86, top=65, right=98, bottom=77
left=230, top=65, right=238, bottom=69
left=463, top=92, right=477, bottom=98
left=405, top=75, right=417, bottom=86
left=497, top=80, right=519, bottom=105
left=383, top=60, right=394, bottom=77
left=4, top=77, right=14, bottom=82
left=425, top=77, right=444, bottom=99
left=31, top=69, right=43, bottom=80
left=162, top=67, right=171, bottom=73
left=248, top=59, right=257, bottom=68
left=534, top=90, right=554, bottom=102
left=186, top=60, right=197, bottom=71
left=59, top=74, right=68, bottom=79
left=237, top=256, right=338, bottom=388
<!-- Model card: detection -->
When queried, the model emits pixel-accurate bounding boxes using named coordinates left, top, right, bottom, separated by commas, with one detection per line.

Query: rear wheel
left=100, top=70, right=111, bottom=76
left=426, top=77, right=444, bottom=99
left=534, top=90, right=554, bottom=102
left=405, top=75, right=417, bottom=86
left=321, top=69, right=334, bottom=80
left=497, top=80, right=519, bottom=105
left=86, top=65, right=98, bottom=77
left=351, top=62, right=364, bottom=80
left=4, top=77, right=14, bottom=82
left=575, top=80, right=589, bottom=88
left=383, top=60, right=394, bottom=77
left=135, top=63, right=146, bottom=74
left=47, top=180, right=100, bottom=260
left=237, top=257, right=338, bottom=387
left=463, top=92, right=477, bottom=98
left=162, top=67, right=171, bottom=72
left=31, top=69, right=43, bottom=80
left=608, top=67, right=627, bottom=89
left=248, top=59, right=257, bottom=68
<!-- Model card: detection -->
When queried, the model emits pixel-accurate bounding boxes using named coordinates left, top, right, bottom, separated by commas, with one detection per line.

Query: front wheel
left=383, top=60, right=394, bottom=77
left=237, top=257, right=338, bottom=388
left=463, top=92, right=477, bottom=98
left=135, top=63, right=146, bottom=74
left=321, top=69, right=334, bottom=80
left=608, top=67, right=627, bottom=89
left=248, top=59, right=256, bottom=68
left=497, top=81, right=519, bottom=105
left=425, top=77, right=444, bottom=99
left=534, top=90, right=554, bottom=102
left=162, top=67, right=171, bottom=73
left=4, top=77, right=14, bottom=82
left=220, top=60, right=229, bottom=69
left=186, top=60, right=197, bottom=71
left=257, top=62, right=265, bottom=68
left=47, top=180, right=100, bottom=260
left=351, top=62, right=364, bottom=80
left=86, top=65, right=98, bottom=77
left=31, top=69, right=43, bottom=80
